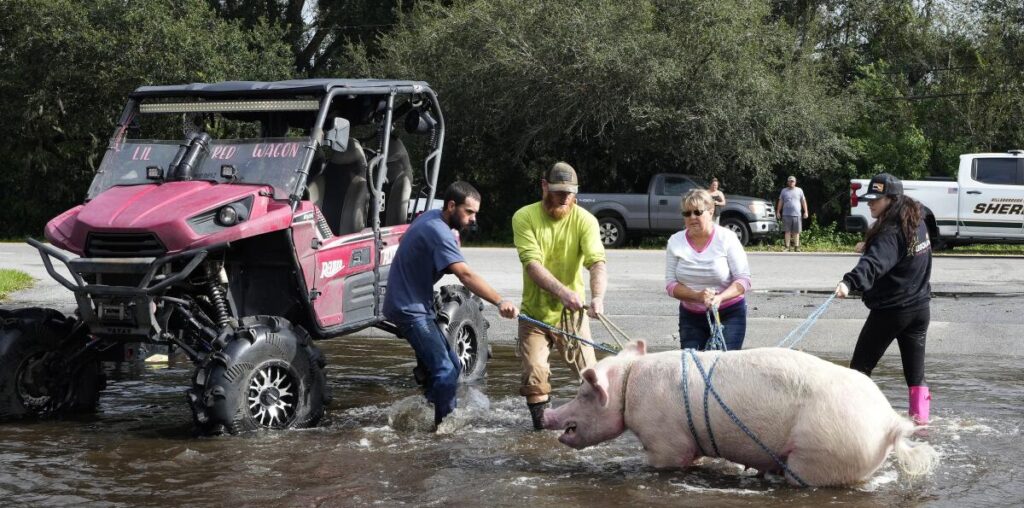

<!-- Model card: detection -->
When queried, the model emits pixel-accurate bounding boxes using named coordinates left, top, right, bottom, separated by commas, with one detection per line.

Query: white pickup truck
left=845, top=150, right=1024, bottom=248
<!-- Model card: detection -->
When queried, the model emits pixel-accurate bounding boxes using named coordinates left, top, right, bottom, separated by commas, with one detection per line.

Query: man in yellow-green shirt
left=512, top=161, right=607, bottom=430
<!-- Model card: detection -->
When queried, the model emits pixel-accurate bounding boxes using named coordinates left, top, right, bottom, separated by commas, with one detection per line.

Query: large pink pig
left=543, top=341, right=938, bottom=487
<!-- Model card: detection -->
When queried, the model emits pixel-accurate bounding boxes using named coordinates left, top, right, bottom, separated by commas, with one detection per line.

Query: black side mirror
left=324, top=117, right=350, bottom=154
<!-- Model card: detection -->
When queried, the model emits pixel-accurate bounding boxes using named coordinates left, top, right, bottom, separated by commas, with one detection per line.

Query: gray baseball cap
left=546, top=162, right=579, bottom=193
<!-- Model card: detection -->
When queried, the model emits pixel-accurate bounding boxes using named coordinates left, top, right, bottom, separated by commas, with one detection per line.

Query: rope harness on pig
left=680, top=349, right=810, bottom=487
left=617, top=358, right=636, bottom=423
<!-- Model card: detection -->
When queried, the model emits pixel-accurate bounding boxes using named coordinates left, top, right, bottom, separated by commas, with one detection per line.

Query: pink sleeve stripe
left=733, top=277, right=752, bottom=291
left=666, top=281, right=679, bottom=297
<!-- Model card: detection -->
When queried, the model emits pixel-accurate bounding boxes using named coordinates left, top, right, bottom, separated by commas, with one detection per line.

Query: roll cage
left=115, top=79, right=447, bottom=226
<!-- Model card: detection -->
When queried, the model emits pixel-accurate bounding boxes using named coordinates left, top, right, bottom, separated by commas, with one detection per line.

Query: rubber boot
left=909, top=386, right=930, bottom=425
left=527, top=400, right=550, bottom=430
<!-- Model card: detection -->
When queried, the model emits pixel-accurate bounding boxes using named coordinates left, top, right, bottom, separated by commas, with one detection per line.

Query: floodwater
left=0, top=338, right=1020, bottom=507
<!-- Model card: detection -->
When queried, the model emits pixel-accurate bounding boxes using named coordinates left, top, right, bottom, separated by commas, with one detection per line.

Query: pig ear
left=582, top=368, right=610, bottom=408
left=623, top=339, right=647, bottom=357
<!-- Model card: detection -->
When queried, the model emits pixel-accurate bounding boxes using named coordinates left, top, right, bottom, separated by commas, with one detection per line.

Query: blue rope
left=680, top=351, right=708, bottom=457
left=516, top=313, right=621, bottom=355
left=704, top=305, right=728, bottom=351
left=702, top=356, right=722, bottom=457
left=681, top=349, right=810, bottom=487
left=775, top=294, right=836, bottom=349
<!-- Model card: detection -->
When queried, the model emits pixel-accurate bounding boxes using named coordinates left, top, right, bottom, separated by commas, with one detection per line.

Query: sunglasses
left=682, top=209, right=706, bottom=218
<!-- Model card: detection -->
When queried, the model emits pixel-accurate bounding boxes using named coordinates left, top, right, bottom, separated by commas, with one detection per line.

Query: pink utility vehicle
left=0, top=80, right=489, bottom=433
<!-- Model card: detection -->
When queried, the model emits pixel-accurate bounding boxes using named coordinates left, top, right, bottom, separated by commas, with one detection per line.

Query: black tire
left=0, top=308, right=105, bottom=420
left=926, top=216, right=947, bottom=251
left=598, top=216, right=627, bottom=248
left=721, top=216, right=750, bottom=246
left=188, top=316, right=329, bottom=435
left=434, top=285, right=490, bottom=382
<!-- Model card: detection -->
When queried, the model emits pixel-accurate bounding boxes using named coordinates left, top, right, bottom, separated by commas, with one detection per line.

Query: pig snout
left=541, top=408, right=556, bottom=430
left=541, top=407, right=570, bottom=432
left=541, top=405, right=583, bottom=448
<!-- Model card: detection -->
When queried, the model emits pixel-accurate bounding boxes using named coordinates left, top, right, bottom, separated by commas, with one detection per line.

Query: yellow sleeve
left=512, top=208, right=543, bottom=266
left=580, top=212, right=607, bottom=268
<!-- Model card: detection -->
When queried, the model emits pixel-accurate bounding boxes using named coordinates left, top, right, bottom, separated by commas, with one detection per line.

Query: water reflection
left=0, top=338, right=1020, bottom=507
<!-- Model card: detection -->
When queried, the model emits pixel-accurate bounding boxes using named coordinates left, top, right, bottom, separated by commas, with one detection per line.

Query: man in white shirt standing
left=776, top=175, right=809, bottom=252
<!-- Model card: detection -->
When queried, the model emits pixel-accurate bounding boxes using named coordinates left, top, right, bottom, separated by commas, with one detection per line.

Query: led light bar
left=139, top=100, right=320, bottom=114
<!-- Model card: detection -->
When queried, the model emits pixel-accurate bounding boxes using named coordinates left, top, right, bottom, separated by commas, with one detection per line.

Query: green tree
left=0, top=0, right=293, bottom=236
left=361, top=0, right=850, bottom=238
left=769, top=0, right=1023, bottom=219
left=205, top=0, right=431, bottom=76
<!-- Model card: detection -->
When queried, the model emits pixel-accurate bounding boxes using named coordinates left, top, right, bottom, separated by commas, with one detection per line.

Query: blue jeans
left=679, top=300, right=747, bottom=351
left=399, top=318, right=461, bottom=425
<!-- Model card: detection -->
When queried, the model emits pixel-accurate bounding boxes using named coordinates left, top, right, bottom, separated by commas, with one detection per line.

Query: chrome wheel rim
left=600, top=222, right=619, bottom=245
left=247, top=364, right=297, bottom=428
left=453, top=324, right=477, bottom=375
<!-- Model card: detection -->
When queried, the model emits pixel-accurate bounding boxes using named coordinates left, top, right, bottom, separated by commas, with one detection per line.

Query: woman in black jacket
left=835, top=173, right=933, bottom=425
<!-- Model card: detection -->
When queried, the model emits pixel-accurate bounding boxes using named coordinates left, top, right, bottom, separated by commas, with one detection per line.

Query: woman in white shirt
left=665, top=189, right=752, bottom=350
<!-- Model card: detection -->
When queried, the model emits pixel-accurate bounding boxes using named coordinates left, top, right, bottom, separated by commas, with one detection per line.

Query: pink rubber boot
left=909, top=386, right=931, bottom=425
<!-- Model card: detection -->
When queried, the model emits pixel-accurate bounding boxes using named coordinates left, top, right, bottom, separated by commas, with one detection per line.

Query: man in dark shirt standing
left=384, top=181, right=518, bottom=428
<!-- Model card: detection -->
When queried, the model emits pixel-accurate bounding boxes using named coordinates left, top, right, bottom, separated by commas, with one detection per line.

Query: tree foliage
left=766, top=0, right=1024, bottom=217
left=0, top=0, right=1021, bottom=237
left=0, top=0, right=293, bottom=236
left=363, top=0, right=849, bottom=236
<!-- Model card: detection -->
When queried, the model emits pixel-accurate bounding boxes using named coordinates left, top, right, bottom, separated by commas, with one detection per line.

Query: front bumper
left=27, top=238, right=209, bottom=339
left=748, top=219, right=780, bottom=237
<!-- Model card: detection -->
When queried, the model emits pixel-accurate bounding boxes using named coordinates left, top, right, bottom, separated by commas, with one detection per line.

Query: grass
left=748, top=216, right=861, bottom=253
left=0, top=269, right=33, bottom=300
left=933, top=243, right=1024, bottom=256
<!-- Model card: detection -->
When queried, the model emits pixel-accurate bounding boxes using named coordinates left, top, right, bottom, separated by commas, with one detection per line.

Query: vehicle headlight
left=748, top=202, right=767, bottom=217
left=217, top=205, right=239, bottom=226
left=188, top=196, right=254, bottom=234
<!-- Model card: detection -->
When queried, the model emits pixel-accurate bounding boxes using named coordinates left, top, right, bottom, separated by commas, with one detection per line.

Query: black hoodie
left=842, top=219, right=932, bottom=310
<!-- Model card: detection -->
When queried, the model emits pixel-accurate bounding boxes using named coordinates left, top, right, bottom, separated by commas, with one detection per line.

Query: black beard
left=447, top=214, right=474, bottom=234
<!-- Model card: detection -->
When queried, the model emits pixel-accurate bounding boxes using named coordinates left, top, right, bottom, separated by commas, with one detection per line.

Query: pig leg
left=636, top=429, right=701, bottom=469
left=750, top=441, right=794, bottom=478
left=780, top=429, right=880, bottom=486
left=645, top=445, right=699, bottom=470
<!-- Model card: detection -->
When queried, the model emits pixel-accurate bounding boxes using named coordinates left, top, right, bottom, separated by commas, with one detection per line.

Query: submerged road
left=3, top=243, right=1022, bottom=356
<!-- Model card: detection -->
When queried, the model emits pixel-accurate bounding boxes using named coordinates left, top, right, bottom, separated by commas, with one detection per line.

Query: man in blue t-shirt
left=383, top=181, right=519, bottom=428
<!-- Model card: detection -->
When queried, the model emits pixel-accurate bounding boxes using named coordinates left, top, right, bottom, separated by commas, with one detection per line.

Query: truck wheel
left=926, top=217, right=947, bottom=251
left=598, top=216, right=627, bottom=248
left=721, top=217, right=750, bottom=246
left=434, top=285, right=490, bottom=382
left=188, top=316, right=329, bottom=435
left=0, top=308, right=105, bottom=420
